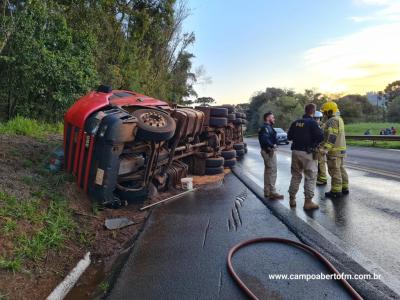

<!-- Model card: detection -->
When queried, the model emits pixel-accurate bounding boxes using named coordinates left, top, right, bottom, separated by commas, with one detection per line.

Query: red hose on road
left=227, top=237, right=363, bottom=300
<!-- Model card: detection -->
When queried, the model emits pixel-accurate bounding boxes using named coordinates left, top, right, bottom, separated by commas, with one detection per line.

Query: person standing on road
left=287, top=104, right=323, bottom=210
left=321, top=101, right=349, bottom=198
left=314, top=111, right=328, bottom=186
left=258, top=112, right=284, bottom=200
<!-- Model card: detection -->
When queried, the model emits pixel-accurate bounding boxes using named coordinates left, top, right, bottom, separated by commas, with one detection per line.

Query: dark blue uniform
left=258, top=123, right=277, bottom=150
left=287, top=115, right=323, bottom=152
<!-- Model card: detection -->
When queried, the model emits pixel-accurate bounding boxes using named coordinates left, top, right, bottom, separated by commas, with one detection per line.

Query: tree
left=387, top=97, right=400, bottom=122
left=384, top=80, right=400, bottom=102
left=0, top=1, right=98, bottom=121
left=0, top=0, right=199, bottom=121
left=337, top=95, right=378, bottom=123
left=181, top=99, right=194, bottom=106
left=195, top=97, right=215, bottom=106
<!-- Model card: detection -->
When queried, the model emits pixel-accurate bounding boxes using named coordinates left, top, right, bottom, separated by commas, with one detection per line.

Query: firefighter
left=287, top=103, right=323, bottom=210
left=321, top=101, right=349, bottom=198
left=314, top=111, right=328, bottom=185
left=258, top=111, right=284, bottom=200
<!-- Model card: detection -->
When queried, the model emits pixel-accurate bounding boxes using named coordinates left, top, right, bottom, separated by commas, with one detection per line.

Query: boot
left=269, top=192, right=284, bottom=200
left=325, top=191, right=343, bottom=198
left=342, top=189, right=349, bottom=195
left=289, top=196, right=296, bottom=208
left=303, top=199, right=319, bottom=210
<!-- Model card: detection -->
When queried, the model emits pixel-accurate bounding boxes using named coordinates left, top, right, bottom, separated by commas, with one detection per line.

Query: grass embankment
left=0, top=118, right=92, bottom=299
left=0, top=117, right=156, bottom=299
left=0, top=116, right=63, bottom=138
left=345, top=122, right=400, bottom=149
left=0, top=135, right=85, bottom=273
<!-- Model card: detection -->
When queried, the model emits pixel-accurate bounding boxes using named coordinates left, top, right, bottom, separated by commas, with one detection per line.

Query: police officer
left=287, top=103, right=323, bottom=210
left=258, top=111, right=284, bottom=200
left=321, top=102, right=349, bottom=198
left=314, top=111, right=328, bottom=185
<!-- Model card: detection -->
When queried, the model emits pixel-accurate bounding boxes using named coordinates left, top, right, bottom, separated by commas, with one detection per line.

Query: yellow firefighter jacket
left=323, top=116, right=346, bottom=157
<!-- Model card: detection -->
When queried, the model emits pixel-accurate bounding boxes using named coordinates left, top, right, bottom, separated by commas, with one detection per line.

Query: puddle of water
left=64, top=261, right=105, bottom=300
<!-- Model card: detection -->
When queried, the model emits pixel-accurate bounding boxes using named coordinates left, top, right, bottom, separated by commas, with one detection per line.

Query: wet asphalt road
left=345, top=146, right=400, bottom=175
left=239, top=138, right=400, bottom=287
left=108, top=175, right=352, bottom=300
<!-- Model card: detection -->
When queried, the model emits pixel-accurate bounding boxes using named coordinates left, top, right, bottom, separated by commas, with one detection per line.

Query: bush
left=0, top=116, right=63, bottom=138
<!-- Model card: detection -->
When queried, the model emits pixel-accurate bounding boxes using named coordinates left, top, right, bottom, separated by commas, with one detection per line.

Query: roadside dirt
left=0, top=134, right=229, bottom=300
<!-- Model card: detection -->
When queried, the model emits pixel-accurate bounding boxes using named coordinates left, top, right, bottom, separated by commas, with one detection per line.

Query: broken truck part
left=64, top=86, right=247, bottom=207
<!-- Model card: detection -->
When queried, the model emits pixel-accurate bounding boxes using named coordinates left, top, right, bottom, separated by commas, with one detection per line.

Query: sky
left=184, top=0, right=400, bottom=104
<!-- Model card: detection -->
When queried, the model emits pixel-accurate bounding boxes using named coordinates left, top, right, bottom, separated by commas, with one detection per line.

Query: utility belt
left=262, top=147, right=275, bottom=156
left=292, top=146, right=316, bottom=154
left=292, top=146, right=319, bottom=160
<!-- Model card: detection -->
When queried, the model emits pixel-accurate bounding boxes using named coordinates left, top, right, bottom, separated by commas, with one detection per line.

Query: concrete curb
left=232, top=166, right=398, bottom=300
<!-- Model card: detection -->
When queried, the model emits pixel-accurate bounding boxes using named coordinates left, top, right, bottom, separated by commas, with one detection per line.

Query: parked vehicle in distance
left=275, top=128, right=289, bottom=145
left=63, top=85, right=247, bottom=207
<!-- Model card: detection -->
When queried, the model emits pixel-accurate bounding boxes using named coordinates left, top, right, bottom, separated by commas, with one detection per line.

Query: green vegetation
left=0, top=143, right=79, bottom=273
left=244, top=84, right=400, bottom=149
left=99, top=281, right=110, bottom=294
left=0, top=192, right=75, bottom=272
left=345, top=122, right=400, bottom=149
left=0, top=116, right=63, bottom=138
left=345, top=122, right=400, bottom=135
left=1, top=0, right=199, bottom=122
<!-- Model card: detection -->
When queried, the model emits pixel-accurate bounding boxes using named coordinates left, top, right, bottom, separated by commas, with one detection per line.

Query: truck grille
left=64, top=122, right=95, bottom=192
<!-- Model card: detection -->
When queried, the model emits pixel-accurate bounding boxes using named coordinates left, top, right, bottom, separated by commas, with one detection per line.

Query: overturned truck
left=64, top=85, right=247, bottom=207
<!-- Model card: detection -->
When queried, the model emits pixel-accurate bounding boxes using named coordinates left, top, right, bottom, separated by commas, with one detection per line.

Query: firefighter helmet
left=321, top=101, right=339, bottom=114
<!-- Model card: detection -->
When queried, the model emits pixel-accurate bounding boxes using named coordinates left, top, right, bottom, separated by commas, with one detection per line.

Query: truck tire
left=222, top=105, right=235, bottom=114
left=236, top=149, right=245, bottom=157
left=210, top=107, right=228, bottom=117
left=228, top=113, right=236, bottom=122
left=221, top=149, right=236, bottom=160
left=235, top=112, right=246, bottom=118
left=209, top=117, right=228, bottom=127
left=206, top=157, right=224, bottom=168
left=233, top=118, right=244, bottom=125
left=205, top=166, right=224, bottom=175
left=224, top=158, right=236, bottom=168
left=233, top=143, right=245, bottom=150
left=133, top=109, right=176, bottom=142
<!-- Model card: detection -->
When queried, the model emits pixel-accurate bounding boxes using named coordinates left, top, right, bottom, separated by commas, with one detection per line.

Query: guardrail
left=346, top=135, right=400, bottom=142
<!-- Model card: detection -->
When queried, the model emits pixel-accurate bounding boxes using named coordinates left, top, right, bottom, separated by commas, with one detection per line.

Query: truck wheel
left=205, top=166, right=224, bottom=175
left=221, top=149, right=236, bottom=160
left=233, top=143, right=245, bottom=150
left=210, top=107, right=228, bottom=117
left=133, top=109, right=176, bottom=142
left=209, top=117, right=228, bottom=127
left=233, top=118, right=243, bottom=125
left=224, top=158, right=236, bottom=168
left=222, top=105, right=235, bottom=114
left=206, top=157, right=224, bottom=168
left=236, top=149, right=245, bottom=157
left=235, top=112, right=246, bottom=118
left=228, top=113, right=236, bottom=122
